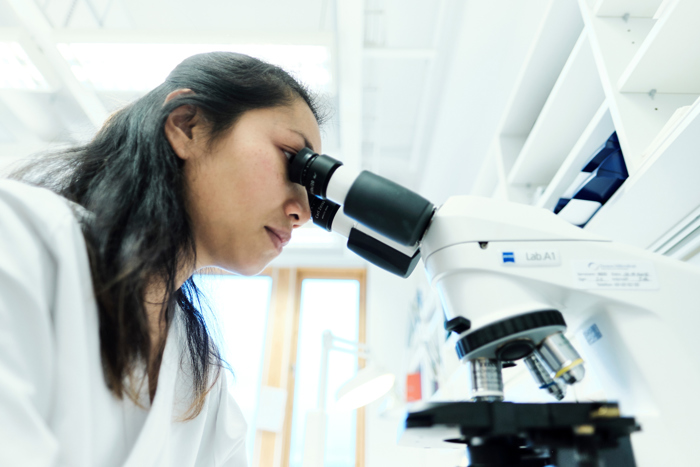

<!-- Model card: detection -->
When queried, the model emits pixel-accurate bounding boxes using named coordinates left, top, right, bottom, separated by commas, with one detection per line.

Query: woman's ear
left=164, top=89, right=200, bottom=160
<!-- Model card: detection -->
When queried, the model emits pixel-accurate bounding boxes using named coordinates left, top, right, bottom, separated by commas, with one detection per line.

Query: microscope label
left=572, top=261, right=659, bottom=290
left=501, top=250, right=561, bottom=267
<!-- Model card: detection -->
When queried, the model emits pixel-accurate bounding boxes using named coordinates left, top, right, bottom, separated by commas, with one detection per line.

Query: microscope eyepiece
left=307, top=193, right=340, bottom=232
left=289, top=147, right=433, bottom=275
left=288, top=147, right=434, bottom=247
left=288, top=148, right=343, bottom=199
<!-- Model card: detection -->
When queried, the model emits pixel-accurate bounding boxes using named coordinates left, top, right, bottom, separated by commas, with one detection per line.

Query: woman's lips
left=265, top=227, right=291, bottom=251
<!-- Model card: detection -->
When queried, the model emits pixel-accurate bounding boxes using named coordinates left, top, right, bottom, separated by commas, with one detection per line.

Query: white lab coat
left=0, top=180, right=248, bottom=467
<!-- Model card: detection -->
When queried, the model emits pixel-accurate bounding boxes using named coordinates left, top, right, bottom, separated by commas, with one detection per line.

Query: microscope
left=288, top=148, right=700, bottom=467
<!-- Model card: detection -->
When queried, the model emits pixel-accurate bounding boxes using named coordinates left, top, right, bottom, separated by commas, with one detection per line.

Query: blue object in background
left=553, top=132, right=628, bottom=227
left=575, top=150, right=628, bottom=204
left=582, top=132, right=621, bottom=172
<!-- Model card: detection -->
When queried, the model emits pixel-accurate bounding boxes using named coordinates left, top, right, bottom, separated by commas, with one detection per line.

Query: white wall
left=364, top=264, right=465, bottom=467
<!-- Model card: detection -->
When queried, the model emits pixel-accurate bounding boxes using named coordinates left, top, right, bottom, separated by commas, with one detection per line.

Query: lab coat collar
left=121, top=314, right=181, bottom=467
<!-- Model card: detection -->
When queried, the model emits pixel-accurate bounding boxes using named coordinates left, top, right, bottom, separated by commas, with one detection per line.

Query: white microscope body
left=421, top=196, right=700, bottom=466
left=288, top=148, right=700, bottom=465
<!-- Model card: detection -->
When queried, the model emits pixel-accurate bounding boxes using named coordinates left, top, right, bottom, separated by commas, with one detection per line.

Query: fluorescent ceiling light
left=57, top=43, right=331, bottom=93
left=0, top=42, right=50, bottom=90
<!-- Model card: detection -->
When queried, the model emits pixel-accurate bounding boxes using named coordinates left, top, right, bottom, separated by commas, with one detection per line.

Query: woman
left=0, top=52, right=323, bottom=466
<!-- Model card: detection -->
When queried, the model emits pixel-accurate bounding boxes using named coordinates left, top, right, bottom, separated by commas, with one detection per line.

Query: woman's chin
left=201, top=249, right=277, bottom=277
left=230, top=257, right=273, bottom=276
left=239, top=265, right=268, bottom=276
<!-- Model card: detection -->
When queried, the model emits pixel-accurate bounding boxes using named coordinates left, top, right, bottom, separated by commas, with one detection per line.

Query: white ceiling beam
left=52, top=29, right=335, bottom=46
left=6, top=0, right=108, bottom=129
left=364, top=47, right=435, bottom=59
left=0, top=90, right=61, bottom=141
left=0, top=26, right=64, bottom=142
left=0, top=27, right=62, bottom=91
left=0, top=98, right=41, bottom=143
left=0, top=24, right=67, bottom=141
left=335, top=0, right=364, bottom=173
left=408, top=0, right=464, bottom=186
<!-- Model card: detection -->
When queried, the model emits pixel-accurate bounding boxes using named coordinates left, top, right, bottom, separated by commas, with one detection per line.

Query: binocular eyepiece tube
left=307, top=194, right=422, bottom=278
left=288, top=148, right=435, bottom=247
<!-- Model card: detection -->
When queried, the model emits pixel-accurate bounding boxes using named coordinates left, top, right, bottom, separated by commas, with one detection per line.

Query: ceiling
left=0, top=0, right=554, bottom=264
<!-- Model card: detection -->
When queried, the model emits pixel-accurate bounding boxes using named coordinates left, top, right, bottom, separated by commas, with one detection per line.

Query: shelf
left=492, top=181, right=508, bottom=201
left=581, top=8, right=699, bottom=173
left=649, top=205, right=700, bottom=261
left=582, top=16, right=655, bottom=88
left=499, top=135, right=526, bottom=175
left=615, top=92, right=699, bottom=164
left=507, top=31, right=605, bottom=187
left=584, top=95, right=700, bottom=248
left=470, top=143, right=500, bottom=197
left=535, top=101, right=614, bottom=211
left=468, top=0, right=700, bottom=254
left=593, top=0, right=665, bottom=17
left=618, top=0, right=700, bottom=94
left=499, top=0, right=583, bottom=137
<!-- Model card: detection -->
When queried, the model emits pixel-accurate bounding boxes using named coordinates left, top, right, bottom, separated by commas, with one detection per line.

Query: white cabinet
left=472, top=0, right=700, bottom=260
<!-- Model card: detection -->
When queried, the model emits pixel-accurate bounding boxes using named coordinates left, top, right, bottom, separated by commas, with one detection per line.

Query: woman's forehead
left=240, top=100, right=321, bottom=152
left=279, top=99, right=322, bottom=151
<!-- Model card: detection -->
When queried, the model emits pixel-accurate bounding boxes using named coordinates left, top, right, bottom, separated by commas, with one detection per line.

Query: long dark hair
left=11, top=52, right=323, bottom=418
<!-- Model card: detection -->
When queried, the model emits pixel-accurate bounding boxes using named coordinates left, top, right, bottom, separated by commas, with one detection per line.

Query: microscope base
left=401, top=401, right=639, bottom=467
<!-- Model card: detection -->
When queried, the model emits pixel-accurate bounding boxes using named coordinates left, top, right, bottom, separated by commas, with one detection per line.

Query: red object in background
left=406, top=371, right=422, bottom=402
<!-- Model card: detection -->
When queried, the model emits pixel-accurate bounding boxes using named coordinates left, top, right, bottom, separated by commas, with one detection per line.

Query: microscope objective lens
left=468, top=358, right=504, bottom=402
left=537, top=332, right=585, bottom=385
left=524, top=354, right=566, bottom=401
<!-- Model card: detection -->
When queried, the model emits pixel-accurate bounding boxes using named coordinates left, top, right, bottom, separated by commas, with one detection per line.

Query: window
left=289, top=279, right=361, bottom=467
left=256, top=268, right=366, bottom=467
left=196, top=268, right=366, bottom=467
left=195, top=274, right=272, bottom=463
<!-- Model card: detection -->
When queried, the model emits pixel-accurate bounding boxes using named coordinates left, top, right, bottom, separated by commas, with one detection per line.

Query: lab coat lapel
left=122, top=320, right=180, bottom=467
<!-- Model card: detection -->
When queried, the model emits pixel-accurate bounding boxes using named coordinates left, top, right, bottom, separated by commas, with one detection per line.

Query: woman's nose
left=287, top=186, right=311, bottom=227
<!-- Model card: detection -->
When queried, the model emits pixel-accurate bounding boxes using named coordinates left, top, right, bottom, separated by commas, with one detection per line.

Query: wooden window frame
left=255, top=267, right=367, bottom=467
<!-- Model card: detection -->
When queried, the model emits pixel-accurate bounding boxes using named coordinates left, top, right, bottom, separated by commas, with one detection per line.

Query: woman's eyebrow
left=291, top=129, right=316, bottom=153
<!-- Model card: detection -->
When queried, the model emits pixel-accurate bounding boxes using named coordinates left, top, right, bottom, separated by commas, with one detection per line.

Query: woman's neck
left=142, top=268, right=192, bottom=401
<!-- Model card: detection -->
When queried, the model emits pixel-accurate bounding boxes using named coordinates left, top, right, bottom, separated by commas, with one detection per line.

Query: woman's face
left=172, top=97, right=321, bottom=275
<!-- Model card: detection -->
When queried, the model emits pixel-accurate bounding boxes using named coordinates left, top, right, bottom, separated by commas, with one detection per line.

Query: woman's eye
left=283, top=150, right=294, bottom=160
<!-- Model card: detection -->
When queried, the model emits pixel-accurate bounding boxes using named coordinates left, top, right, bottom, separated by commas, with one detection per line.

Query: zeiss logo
left=501, top=249, right=561, bottom=267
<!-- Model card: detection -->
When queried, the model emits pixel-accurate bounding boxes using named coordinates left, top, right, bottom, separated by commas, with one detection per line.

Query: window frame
left=254, top=267, right=367, bottom=467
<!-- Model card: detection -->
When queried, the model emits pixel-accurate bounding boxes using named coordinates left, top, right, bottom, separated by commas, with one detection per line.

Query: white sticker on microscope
left=572, top=261, right=659, bottom=290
